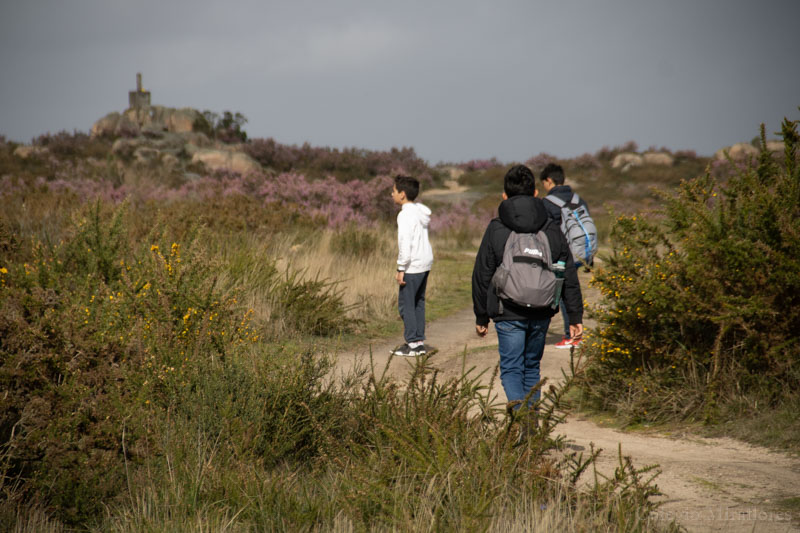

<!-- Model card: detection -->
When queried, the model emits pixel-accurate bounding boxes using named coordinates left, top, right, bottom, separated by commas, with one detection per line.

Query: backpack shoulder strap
left=544, top=194, right=566, bottom=207
left=571, top=193, right=581, bottom=204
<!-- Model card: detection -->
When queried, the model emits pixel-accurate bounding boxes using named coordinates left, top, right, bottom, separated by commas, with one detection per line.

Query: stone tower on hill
left=128, top=73, right=151, bottom=110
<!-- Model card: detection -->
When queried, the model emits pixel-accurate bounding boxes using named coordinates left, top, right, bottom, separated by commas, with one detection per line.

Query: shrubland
left=0, top=132, right=671, bottom=531
left=456, top=143, right=712, bottom=244
left=244, top=138, right=444, bottom=184
left=577, top=117, right=800, bottom=450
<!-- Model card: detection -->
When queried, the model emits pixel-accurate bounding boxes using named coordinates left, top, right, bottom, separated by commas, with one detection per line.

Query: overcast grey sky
left=1, top=0, right=798, bottom=163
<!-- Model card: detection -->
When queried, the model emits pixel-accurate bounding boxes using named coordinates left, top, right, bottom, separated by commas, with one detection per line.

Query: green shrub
left=579, top=117, right=800, bottom=425
left=329, top=224, right=382, bottom=258
left=457, top=165, right=507, bottom=189
left=193, top=110, right=248, bottom=143
left=0, top=202, right=259, bottom=525
left=270, top=268, right=359, bottom=336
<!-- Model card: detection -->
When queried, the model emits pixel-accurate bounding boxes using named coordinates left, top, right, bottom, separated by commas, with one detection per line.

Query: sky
left=1, top=0, right=798, bottom=164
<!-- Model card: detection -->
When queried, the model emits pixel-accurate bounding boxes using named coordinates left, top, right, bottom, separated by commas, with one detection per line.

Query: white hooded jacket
left=397, top=202, right=434, bottom=274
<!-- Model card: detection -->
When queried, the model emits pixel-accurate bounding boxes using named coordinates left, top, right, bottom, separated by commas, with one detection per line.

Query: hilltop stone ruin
left=89, top=73, right=260, bottom=175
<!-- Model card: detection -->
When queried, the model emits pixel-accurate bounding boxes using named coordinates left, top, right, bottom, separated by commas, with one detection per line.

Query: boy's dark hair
left=394, top=175, right=420, bottom=201
left=503, top=164, right=536, bottom=197
left=540, top=163, right=565, bottom=185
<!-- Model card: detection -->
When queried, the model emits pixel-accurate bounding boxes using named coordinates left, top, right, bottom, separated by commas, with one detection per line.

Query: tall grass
left=85, top=354, right=670, bottom=532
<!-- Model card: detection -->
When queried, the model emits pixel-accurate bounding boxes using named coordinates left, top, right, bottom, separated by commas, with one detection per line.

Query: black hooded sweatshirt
left=472, top=195, right=583, bottom=327
left=542, top=184, right=591, bottom=225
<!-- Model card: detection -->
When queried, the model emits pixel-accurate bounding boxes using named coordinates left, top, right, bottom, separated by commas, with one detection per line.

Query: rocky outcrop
left=766, top=140, right=784, bottom=153
left=13, top=145, right=49, bottom=159
left=714, top=141, right=787, bottom=161
left=611, top=152, right=643, bottom=170
left=642, top=152, right=674, bottom=166
left=164, top=109, right=197, bottom=133
left=182, top=132, right=214, bottom=149
left=191, top=149, right=261, bottom=175
left=611, top=151, right=674, bottom=172
left=111, top=132, right=195, bottom=158
left=92, top=106, right=202, bottom=138
left=88, top=105, right=261, bottom=174
left=90, top=112, right=121, bottom=137
left=714, top=142, right=759, bottom=161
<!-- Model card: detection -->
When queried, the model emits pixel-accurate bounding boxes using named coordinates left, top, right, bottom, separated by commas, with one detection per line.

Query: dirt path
left=421, top=172, right=487, bottom=206
left=336, top=267, right=800, bottom=533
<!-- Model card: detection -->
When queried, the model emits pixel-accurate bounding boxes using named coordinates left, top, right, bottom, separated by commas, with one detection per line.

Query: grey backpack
left=544, top=193, right=597, bottom=266
left=491, top=229, right=561, bottom=311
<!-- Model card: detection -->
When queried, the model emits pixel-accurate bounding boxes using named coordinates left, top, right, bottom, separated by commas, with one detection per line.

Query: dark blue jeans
left=495, top=318, right=550, bottom=407
left=398, top=271, right=429, bottom=344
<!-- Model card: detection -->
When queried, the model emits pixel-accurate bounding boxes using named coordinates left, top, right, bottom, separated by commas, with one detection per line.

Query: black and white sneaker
left=412, top=344, right=427, bottom=355
left=391, top=344, right=417, bottom=357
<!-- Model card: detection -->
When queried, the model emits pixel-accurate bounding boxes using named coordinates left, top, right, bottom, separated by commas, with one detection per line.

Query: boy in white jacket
left=391, top=175, right=434, bottom=357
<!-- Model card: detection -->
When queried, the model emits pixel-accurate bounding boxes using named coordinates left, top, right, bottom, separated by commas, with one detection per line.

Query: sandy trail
left=336, top=266, right=800, bottom=533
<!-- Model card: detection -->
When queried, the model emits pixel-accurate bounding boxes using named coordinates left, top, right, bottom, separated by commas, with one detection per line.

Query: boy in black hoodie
left=541, top=162, right=591, bottom=349
left=472, top=165, right=583, bottom=410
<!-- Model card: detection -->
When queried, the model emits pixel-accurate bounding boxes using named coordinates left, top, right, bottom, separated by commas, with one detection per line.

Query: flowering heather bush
left=525, top=152, right=560, bottom=172
left=429, top=202, right=494, bottom=249
left=242, top=137, right=299, bottom=172
left=258, top=173, right=395, bottom=227
left=245, top=138, right=434, bottom=184
left=429, top=201, right=489, bottom=234
left=569, top=152, right=601, bottom=171
left=165, top=171, right=395, bottom=228
left=1, top=169, right=397, bottom=230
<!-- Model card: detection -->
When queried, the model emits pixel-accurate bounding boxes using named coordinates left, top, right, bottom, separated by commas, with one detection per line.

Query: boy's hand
left=475, top=325, right=488, bottom=337
left=395, top=271, right=406, bottom=286
left=569, top=323, right=584, bottom=340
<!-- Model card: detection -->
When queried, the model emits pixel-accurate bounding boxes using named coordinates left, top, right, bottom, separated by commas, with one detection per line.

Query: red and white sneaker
left=570, top=336, right=583, bottom=348
left=554, top=337, right=573, bottom=349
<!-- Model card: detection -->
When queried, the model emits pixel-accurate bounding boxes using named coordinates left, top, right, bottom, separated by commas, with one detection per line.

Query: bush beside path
left=338, top=265, right=800, bottom=533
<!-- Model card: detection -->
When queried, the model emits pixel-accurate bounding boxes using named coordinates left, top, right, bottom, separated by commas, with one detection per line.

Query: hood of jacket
left=498, top=195, right=548, bottom=233
left=548, top=185, right=575, bottom=201
left=402, top=202, right=431, bottom=228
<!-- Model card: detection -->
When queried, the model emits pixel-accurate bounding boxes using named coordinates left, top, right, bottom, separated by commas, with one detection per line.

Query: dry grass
left=229, top=226, right=464, bottom=337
